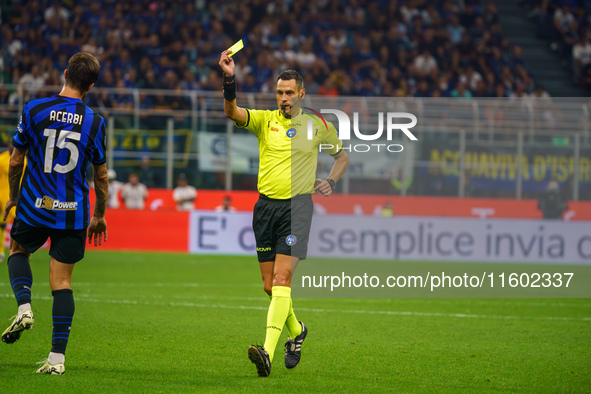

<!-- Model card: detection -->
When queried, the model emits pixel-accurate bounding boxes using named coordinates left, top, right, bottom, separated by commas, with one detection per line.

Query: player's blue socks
left=7, top=253, right=33, bottom=306
left=51, top=289, right=75, bottom=354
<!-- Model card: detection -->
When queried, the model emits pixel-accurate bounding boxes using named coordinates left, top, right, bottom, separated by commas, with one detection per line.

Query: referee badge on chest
left=286, top=128, right=297, bottom=138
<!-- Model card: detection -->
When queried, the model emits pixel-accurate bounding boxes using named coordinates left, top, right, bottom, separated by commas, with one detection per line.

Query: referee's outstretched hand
left=315, top=179, right=333, bottom=197
left=3, top=200, right=16, bottom=222
left=88, top=216, right=108, bottom=246
left=219, top=50, right=235, bottom=76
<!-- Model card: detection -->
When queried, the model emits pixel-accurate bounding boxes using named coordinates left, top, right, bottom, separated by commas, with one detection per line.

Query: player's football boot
left=248, top=345, right=271, bottom=377
left=284, top=321, right=308, bottom=369
left=2, top=309, right=34, bottom=344
left=35, top=359, right=65, bottom=375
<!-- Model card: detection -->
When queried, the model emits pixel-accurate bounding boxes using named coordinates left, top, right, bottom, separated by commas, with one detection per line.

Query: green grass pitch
left=0, top=251, right=589, bottom=393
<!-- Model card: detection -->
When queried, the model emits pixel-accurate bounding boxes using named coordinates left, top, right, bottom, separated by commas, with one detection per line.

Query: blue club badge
left=286, top=234, right=297, bottom=246
left=286, top=128, right=297, bottom=138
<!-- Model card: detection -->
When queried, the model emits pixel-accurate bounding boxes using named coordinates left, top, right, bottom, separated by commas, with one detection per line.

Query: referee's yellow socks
left=264, top=286, right=291, bottom=362
left=285, top=301, right=302, bottom=339
left=265, top=288, right=302, bottom=339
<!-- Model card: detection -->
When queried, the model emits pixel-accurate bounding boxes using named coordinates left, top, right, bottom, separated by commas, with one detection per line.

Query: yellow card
left=227, top=39, right=244, bottom=57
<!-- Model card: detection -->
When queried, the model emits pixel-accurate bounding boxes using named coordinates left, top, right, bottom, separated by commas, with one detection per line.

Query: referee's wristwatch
left=327, top=179, right=336, bottom=191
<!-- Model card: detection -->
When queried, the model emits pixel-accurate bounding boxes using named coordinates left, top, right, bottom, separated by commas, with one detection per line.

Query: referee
left=219, top=51, right=349, bottom=377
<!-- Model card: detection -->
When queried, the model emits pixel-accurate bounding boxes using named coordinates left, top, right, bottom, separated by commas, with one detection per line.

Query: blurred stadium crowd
left=1, top=0, right=588, bottom=103
left=522, top=0, right=591, bottom=88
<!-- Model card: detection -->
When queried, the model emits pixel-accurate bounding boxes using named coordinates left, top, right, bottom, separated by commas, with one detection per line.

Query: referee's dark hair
left=65, top=52, right=100, bottom=94
left=277, top=70, right=304, bottom=91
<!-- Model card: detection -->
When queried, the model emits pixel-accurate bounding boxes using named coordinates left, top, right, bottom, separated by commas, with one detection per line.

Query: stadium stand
left=1, top=1, right=589, bottom=199
left=2, top=0, right=587, bottom=104
left=497, top=0, right=590, bottom=96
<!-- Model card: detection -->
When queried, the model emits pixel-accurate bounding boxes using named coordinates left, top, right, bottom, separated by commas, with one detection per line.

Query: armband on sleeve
left=223, top=73, right=236, bottom=101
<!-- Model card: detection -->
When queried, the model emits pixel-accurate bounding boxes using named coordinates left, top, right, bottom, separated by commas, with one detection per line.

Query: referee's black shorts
left=252, top=194, right=314, bottom=262
left=10, top=216, right=87, bottom=264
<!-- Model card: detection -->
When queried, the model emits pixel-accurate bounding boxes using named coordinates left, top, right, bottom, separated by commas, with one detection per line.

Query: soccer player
left=219, top=51, right=349, bottom=377
left=1, top=52, right=109, bottom=375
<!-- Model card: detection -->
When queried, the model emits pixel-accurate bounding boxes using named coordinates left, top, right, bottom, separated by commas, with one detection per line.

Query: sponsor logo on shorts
left=256, top=247, right=272, bottom=252
left=286, top=234, right=297, bottom=246
left=35, top=196, right=78, bottom=211
left=286, top=128, right=297, bottom=138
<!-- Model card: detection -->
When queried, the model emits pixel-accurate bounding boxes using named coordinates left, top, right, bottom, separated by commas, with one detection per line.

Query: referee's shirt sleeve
left=322, top=121, right=344, bottom=157
left=12, top=105, right=30, bottom=150
left=235, top=109, right=266, bottom=137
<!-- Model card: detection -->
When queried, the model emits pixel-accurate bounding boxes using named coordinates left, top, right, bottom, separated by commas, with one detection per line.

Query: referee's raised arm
left=219, top=50, right=248, bottom=126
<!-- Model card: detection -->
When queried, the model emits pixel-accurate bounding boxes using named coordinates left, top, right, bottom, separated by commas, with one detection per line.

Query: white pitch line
left=0, top=282, right=261, bottom=288
left=0, top=293, right=589, bottom=322
left=1, top=282, right=590, bottom=308
left=76, top=293, right=269, bottom=302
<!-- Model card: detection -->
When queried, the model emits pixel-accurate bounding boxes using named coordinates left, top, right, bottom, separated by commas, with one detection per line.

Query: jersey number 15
left=43, top=129, right=81, bottom=174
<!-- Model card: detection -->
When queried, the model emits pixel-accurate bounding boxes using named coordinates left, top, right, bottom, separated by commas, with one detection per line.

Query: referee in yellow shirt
left=219, top=51, right=349, bottom=377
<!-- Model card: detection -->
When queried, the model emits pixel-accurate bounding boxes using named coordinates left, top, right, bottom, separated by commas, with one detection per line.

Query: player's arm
left=174, top=189, right=191, bottom=204
left=219, top=50, right=248, bottom=126
left=3, top=147, right=26, bottom=221
left=315, top=151, right=349, bottom=197
left=182, top=190, right=197, bottom=204
left=88, top=163, right=108, bottom=246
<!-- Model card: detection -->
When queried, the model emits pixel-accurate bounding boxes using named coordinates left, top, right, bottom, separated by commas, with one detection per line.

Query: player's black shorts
left=252, top=194, right=314, bottom=262
left=10, top=217, right=87, bottom=264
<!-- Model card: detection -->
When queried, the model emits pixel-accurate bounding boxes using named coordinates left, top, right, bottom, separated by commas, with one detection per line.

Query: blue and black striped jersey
left=12, top=95, right=106, bottom=230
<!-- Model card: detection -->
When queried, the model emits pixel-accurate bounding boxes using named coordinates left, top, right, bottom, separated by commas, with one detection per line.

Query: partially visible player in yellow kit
left=219, top=51, right=349, bottom=377
left=0, top=140, right=25, bottom=261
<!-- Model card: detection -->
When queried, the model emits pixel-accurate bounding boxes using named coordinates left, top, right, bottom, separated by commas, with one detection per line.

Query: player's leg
left=249, top=259, right=276, bottom=378
left=248, top=197, right=277, bottom=377
left=38, top=257, right=75, bottom=374
left=284, top=255, right=302, bottom=339
left=262, top=254, right=297, bottom=362
left=260, top=260, right=274, bottom=298
left=2, top=238, right=34, bottom=344
left=273, top=255, right=307, bottom=369
left=35, top=228, right=85, bottom=375
left=2, top=217, right=47, bottom=344
left=259, top=259, right=302, bottom=333
left=253, top=197, right=275, bottom=300
left=282, top=197, right=314, bottom=368
left=249, top=255, right=295, bottom=378
left=7, top=240, right=32, bottom=313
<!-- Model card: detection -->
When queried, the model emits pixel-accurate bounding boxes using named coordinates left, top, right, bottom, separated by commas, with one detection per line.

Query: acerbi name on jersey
left=35, top=196, right=78, bottom=211
left=49, top=110, right=84, bottom=125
